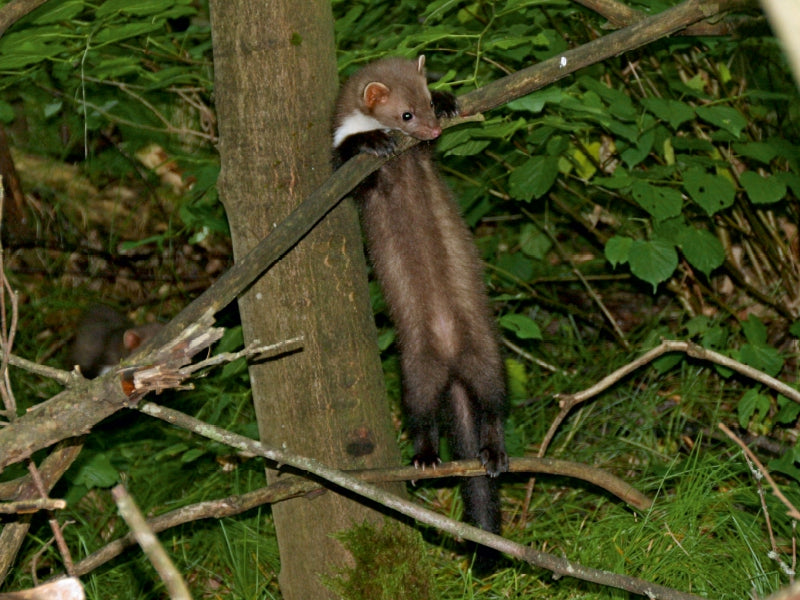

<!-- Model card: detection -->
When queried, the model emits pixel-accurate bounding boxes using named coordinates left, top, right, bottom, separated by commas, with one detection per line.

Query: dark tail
left=448, top=380, right=506, bottom=571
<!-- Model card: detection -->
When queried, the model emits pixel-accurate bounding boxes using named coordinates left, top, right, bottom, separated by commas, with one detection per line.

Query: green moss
left=326, top=519, right=437, bottom=600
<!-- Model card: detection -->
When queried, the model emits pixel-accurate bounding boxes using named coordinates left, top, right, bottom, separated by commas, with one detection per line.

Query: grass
left=2, top=270, right=796, bottom=599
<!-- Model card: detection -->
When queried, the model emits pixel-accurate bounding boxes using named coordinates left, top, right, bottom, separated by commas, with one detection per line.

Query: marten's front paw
left=357, top=130, right=397, bottom=156
left=431, top=90, right=459, bottom=119
left=478, top=446, right=509, bottom=478
left=337, top=130, right=397, bottom=160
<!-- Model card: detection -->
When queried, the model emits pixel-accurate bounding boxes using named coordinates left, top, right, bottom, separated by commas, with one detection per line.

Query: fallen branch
left=542, top=339, right=800, bottom=458
left=137, top=402, right=700, bottom=600
left=64, top=453, right=651, bottom=577
left=111, top=485, right=192, bottom=600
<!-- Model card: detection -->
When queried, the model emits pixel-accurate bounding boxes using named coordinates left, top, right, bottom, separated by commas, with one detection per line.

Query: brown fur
left=334, top=56, right=508, bottom=537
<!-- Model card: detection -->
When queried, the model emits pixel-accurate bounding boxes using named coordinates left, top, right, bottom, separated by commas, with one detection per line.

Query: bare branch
left=111, top=485, right=193, bottom=600
left=139, top=402, right=700, bottom=600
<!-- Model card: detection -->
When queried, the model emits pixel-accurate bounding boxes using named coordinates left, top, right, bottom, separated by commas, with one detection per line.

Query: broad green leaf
left=641, top=98, right=694, bottom=129
left=652, top=216, right=686, bottom=246
left=620, top=125, right=654, bottom=167
left=769, top=450, right=800, bottom=484
left=683, top=168, right=735, bottom=215
left=605, top=235, right=632, bottom=267
left=499, top=314, right=543, bottom=340
left=775, top=395, right=800, bottom=425
left=505, top=358, right=529, bottom=402
left=696, top=105, right=747, bottom=138
left=740, top=171, right=787, bottom=204
left=594, top=171, right=632, bottom=189
left=507, top=87, right=564, bottom=114
left=508, top=155, right=559, bottom=201
left=519, top=224, right=552, bottom=259
left=741, top=314, right=767, bottom=345
left=678, top=227, right=725, bottom=276
left=72, top=453, right=119, bottom=489
left=733, top=142, right=777, bottom=164
left=737, top=388, right=768, bottom=428
left=631, top=180, right=682, bottom=221
left=738, top=343, right=783, bottom=377
left=628, top=239, right=678, bottom=291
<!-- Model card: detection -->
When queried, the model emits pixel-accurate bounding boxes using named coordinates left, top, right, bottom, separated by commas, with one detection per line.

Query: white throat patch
left=333, top=110, right=390, bottom=148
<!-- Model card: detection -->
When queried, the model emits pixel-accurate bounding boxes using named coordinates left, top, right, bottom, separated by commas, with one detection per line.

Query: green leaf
left=620, top=125, right=654, bottom=167
left=696, top=105, right=747, bottom=138
left=519, top=224, right=552, bottom=259
left=683, top=168, right=735, bottom=216
left=733, top=142, right=778, bottom=164
left=737, top=388, right=769, bottom=428
left=94, top=22, right=164, bottom=45
left=631, top=181, right=682, bottom=221
left=72, top=453, right=119, bottom=489
left=678, top=227, right=725, bottom=276
left=97, top=0, right=186, bottom=17
left=507, top=87, right=564, bottom=114
left=737, top=344, right=783, bottom=377
left=775, top=395, right=800, bottom=425
left=769, top=449, right=800, bottom=484
left=790, top=321, right=800, bottom=338
left=740, top=171, right=787, bottom=205
left=594, top=172, right=633, bottom=189
left=508, top=155, right=559, bottom=201
left=181, top=448, right=206, bottom=463
left=32, top=0, right=85, bottom=24
left=628, top=239, right=678, bottom=291
left=605, top=235, right=632, bottom=267
left=505, top=358, right=529, bottom=402
left=499, top=314, right=543, bottom=340
left=641, top=98, right=694, bottom=129
left=741, top=314, right=767, bottom=345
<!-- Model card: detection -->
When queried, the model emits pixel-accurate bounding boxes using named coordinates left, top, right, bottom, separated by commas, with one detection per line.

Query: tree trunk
left=208, top=2, right=407, bottom=598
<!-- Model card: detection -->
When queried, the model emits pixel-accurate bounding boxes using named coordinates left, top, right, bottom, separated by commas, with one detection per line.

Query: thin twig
left=112, top=485, right=193, bottom=600
left=718, top=423, right=800, bottom=521
left=26, top=461, right=74, bottom=577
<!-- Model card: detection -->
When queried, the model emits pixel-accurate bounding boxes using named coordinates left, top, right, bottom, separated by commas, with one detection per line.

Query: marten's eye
left=402, top=112, right=413, bottom=121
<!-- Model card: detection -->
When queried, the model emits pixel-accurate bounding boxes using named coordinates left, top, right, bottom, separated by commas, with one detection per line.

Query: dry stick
left=67, top=454, right=650, bottom=577
left=718, top=423, right=800, bottom=521
left=0, top=498, right=66, bottom=514
left=529, top=339, right=800, bottom=518
left=26, top=461, right=75, bottom=577
left=543, top=339, right=800, bottom=460
left=111, top=485, right=192, bottom=600
left=0, top=439, right=84, bottom=584
left=139, top=401, right=700, bottom=600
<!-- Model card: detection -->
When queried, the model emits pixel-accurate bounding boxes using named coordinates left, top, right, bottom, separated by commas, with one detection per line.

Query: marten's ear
left=363, top=82, right=390, bottom=109
left=123, top=329, right=144, bottom=351
left=417, top=55, right=426, bottom=75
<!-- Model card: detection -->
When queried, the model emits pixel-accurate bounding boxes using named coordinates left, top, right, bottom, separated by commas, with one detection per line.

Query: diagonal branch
left=140, top=402, right=702, bottom=600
